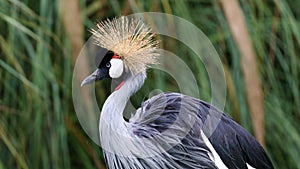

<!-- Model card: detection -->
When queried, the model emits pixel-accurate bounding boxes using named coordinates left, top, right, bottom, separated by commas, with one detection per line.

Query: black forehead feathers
left=93, top=46, right=114, bottom=68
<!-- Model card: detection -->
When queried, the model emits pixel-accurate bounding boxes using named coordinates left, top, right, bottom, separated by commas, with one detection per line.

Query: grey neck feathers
left=99, top=72, right=146, bottom=145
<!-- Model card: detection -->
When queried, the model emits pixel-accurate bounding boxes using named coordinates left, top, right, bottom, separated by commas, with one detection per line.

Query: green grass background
left=0, top=0, right=299, bottom=168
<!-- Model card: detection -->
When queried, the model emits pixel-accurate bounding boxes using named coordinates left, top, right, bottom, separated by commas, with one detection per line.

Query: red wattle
left=115, top=81, right=125, bottom=91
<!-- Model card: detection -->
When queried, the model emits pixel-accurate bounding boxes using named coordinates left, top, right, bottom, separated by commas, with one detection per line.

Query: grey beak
left=81, top=69, right=98, bottom=87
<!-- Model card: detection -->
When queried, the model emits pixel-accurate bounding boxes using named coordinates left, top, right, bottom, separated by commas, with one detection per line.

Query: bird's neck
left=100, top=72, right=146, bottom=137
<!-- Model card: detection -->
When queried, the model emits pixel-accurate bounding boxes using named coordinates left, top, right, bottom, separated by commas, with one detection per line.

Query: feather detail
left=90, top=16, right=159, bottom=75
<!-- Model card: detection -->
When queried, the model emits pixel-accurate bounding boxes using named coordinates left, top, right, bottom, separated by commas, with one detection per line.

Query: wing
left=129, top=92, right=218, bottom=168
left=129, top=92, right=274, bottom=169
left=207, top=106, right=274, bottom=169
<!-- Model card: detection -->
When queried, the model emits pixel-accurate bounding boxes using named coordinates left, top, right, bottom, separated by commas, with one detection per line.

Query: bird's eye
left=106, top=62, right=111, bottom=68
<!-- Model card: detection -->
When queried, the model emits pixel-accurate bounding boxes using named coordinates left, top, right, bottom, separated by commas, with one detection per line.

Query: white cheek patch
left=109, top=59, right=124, bottom=78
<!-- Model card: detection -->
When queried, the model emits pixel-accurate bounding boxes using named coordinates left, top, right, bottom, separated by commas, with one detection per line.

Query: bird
left=81, top=16, right=274, bottom=169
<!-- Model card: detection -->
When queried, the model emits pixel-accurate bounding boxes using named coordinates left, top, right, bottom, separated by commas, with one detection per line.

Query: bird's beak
left=81, top=69, right=99, bottom=87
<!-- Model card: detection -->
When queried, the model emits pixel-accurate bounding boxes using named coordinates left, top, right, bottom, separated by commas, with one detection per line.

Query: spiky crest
left=90, top=16, right=159, bottom=75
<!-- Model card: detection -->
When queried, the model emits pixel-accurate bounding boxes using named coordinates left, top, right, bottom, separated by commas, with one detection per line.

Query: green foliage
left=0, top=0, right=299, bottom=168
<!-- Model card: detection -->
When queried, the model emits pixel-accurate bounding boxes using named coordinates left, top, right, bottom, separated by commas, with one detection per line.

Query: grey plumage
left=96, top=72, right=273, bottom=169
left=100, top=73, right=219, bottom=168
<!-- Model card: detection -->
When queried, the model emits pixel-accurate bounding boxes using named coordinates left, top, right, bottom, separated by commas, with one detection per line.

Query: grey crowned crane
left=81, top=16, right=274, bottom=169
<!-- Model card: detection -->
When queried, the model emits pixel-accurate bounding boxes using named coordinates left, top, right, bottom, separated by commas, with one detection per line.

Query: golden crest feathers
left=90, top=16, right=159, bottom=74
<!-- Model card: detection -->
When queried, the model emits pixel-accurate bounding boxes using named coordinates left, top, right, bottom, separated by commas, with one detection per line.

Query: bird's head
left=81, top=16, right=159, bottom=87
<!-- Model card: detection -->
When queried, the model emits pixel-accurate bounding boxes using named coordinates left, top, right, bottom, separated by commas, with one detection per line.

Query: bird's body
left=81, top=16, right=274, bottom=169
left=98, top=73, right=272, bottom=169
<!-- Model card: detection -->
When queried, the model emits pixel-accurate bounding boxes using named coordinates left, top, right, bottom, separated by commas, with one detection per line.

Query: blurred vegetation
left=0, top=0, right=299, bottom=169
